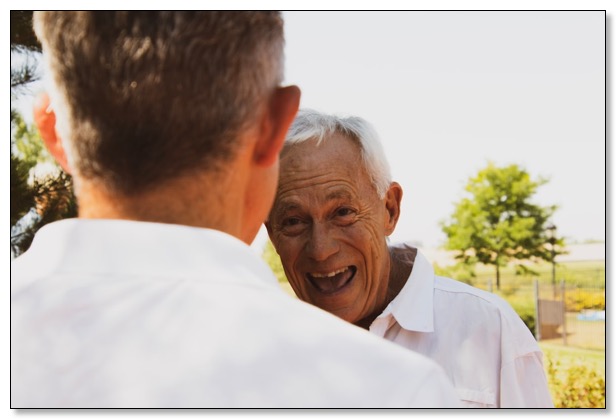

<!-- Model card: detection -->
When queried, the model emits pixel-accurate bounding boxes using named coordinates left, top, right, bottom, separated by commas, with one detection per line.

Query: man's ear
left=253, top=85, right=301, bottom=167
left=384, top=182, right=403, bottom=236
left=33, top=92, right=71, bottom=173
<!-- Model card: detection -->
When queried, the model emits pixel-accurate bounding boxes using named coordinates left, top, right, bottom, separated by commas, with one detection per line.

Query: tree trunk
left=496, top=263, right=501, bottom=290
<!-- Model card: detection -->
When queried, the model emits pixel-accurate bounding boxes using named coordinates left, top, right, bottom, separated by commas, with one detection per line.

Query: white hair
left=284, top=109, right=392, bottom=197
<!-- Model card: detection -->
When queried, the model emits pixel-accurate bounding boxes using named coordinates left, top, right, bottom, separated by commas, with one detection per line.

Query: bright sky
left=279, top=11, right=605, bottom=248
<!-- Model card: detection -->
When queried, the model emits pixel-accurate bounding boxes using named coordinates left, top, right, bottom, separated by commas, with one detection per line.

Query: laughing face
left=266, top=133, right=402, bottom=326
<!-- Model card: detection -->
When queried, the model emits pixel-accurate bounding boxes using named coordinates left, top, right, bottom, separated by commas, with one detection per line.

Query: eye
left=282, top=217, right=302, bottom=227
left=333, top=207, right=357, bottom=226
left=336, top=207, right=353, bottom=217
left=278, top=216, right=308, bottom=236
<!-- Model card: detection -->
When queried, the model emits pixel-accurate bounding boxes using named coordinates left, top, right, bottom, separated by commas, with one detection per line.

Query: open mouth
left=306, top=266, right=357, bottom=295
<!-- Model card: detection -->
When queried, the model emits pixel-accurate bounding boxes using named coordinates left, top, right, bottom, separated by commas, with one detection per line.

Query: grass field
left=540, top=313, right=605, bottom=351
left=472, top=259, right=605, bottom=290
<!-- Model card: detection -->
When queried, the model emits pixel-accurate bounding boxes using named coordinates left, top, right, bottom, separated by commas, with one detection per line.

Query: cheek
left=347, top=220, right=389, bottom=295
left=348, top=220, right=384, bottom=260
left=274, top=237, right=306, bottom=287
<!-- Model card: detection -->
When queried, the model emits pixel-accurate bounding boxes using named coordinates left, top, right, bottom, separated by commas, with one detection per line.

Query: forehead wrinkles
left=276, top=171, right=359, bottom=198
left=277, top=141, right=364, bottom=197
left=274, top=135, right=374, bottom=216
left=273, top=175, right=361, bottom=221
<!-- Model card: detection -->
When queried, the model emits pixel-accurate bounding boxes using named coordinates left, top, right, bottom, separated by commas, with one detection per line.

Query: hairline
left=282, top=110, right=392, bottom=199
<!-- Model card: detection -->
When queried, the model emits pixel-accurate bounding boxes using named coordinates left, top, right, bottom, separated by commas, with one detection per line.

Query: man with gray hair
left=267, top=109, right=554, bottom=408
left=11, top=12, right=459, bottom=408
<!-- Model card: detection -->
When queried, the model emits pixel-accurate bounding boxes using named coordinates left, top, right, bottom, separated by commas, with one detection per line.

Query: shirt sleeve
left=500, top=351, right=554, bottom=407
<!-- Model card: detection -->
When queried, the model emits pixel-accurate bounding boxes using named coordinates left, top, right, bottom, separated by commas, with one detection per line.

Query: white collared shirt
left=12, top=219, right=459, bottom=408
left=370, top=249, right=554, bottom=408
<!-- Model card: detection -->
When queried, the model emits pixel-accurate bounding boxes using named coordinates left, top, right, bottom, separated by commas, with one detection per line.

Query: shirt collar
left=378, top=249, right=435, bottom=333
left=14, top=218, right=279, bottom=291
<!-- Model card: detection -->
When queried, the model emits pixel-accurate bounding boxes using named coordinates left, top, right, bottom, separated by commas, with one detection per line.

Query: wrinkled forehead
left=279, top=133, right=363, bottom=179
left=274, top=134, right=375, bottom=206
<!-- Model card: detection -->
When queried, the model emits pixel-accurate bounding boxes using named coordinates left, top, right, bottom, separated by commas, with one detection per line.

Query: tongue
left=313, top=269, right=353, bottom=293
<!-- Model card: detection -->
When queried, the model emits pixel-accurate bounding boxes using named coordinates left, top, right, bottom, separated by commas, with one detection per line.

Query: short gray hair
left=284, top=109, right=392, bottom=197
left=34, top=11, right=284, bottom=195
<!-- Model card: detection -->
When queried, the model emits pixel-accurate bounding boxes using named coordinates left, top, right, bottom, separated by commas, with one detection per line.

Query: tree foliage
left=11, top=171, right=77, bottom=257
left=11, top=11, right=40, bottom=96
left=442, top=162, right=564, bottom=289
left=11, top=11, right=40, bottom=51
left=12, top=112, right=53, bottom=168
left=10, top=153, right=35, bottom=228
left=11, top=11, right=77, bottom=258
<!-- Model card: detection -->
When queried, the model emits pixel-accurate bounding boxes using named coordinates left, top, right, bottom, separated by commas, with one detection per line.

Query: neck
left=76, top=167, right=248, bottom=240
left=354, top=246, right=414, bottom=330
left=387, top=245, right=415, bottom=299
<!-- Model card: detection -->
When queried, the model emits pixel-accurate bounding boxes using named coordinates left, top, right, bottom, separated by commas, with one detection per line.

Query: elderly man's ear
left=253, top=85, right=301, bottom=167
left=33, top=92, right=71, bottom=173
left=384, top=182, right=403, bottom=236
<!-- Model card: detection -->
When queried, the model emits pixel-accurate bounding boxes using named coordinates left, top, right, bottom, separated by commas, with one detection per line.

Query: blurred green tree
left=441, top=162, right=565, bottom=289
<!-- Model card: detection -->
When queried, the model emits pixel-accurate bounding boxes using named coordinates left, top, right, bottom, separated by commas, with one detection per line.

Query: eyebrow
left=273, top=202, right=300, bottom=219
left=325, top=190, right=354, bottom=202
left=273, top=189, right=355, bottom=219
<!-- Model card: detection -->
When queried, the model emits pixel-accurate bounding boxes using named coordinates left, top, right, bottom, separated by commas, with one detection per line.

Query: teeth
left=310, top=267, right=349, bottom=278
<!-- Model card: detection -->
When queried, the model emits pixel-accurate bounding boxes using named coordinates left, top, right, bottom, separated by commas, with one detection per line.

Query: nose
left=305, top=222, right=339, bottom=262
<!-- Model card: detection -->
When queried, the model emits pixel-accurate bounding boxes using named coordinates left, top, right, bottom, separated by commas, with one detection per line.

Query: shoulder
left=433, top=275, right=519, bottom=317
left=432, top=276, right=539, bottom=353
left=245, top=294, right=458, bottom=406
left=277, top=295, right=441, bottom=368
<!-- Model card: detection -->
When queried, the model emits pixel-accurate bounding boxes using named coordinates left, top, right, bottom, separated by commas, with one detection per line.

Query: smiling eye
left=333, top=207, right=357, bottom=226
left=282, top=217, right=302, bottom=227
left=279, top=216, right=307, bottom=236
left=335, top=207, right=354, bottom=217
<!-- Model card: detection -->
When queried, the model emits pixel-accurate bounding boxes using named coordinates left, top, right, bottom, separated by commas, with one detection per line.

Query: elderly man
left=11, top=13, right=459, bottom=408
left=267, top=109, right=554, bottom=408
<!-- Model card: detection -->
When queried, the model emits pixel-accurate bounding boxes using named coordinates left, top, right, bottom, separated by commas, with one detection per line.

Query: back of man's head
left=34, top=11, right=284, bottom=195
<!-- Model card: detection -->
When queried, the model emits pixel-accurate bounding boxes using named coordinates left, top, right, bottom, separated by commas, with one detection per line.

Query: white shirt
left=370, top=248, right=553, bottom=408
left=11, top=219, right=460, bottom=408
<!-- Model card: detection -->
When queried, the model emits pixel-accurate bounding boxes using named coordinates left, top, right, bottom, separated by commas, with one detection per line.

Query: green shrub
left=547, top=358, right=605, bottom=408
left=498, top=282, right=520, bottom=297
left=495, top=289, right=536, bottom=337
left=502, top=294, right=536, bottom=338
